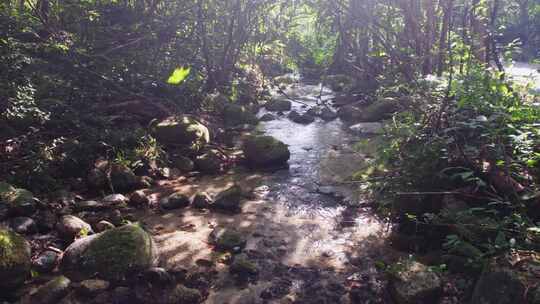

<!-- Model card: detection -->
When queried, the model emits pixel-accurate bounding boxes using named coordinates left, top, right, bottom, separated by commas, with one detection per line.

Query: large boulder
left=265, top=98, right=292, bottom=112
left=324, top=74, right=353, bottom=92
left=0, top=229, right=31, bottom=289
left=242, top=136, right=290, bottom=167
left=337, top=104, right=364, bottom=122
left=222, top=103, right=257, bottom=126
left=61, top=224, right=157, bottom=281
left=389, top=260, right=442, bottom=304
left=152, top=115, right=210, bottom=151
left=0, top=183, right=37, bottom=217
left=471, top=257, right=540, bottom=304
left=160, top=192, right=190, bottom=210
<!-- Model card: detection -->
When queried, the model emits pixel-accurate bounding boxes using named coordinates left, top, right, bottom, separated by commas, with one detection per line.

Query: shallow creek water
left=141, top=81, right=393, bottom=303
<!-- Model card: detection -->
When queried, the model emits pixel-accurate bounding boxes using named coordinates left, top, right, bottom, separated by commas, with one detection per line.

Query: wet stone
left=10, top=216, right=37, bottom=234
left=33, top=250, right=60, bottom=273
left=160, top=192, right=190, bottom=210
left=78, top=279, right=110, bottom=296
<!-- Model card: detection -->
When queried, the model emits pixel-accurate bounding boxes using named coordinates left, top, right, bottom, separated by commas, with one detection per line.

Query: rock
left=33, top=250, right=60, bottom=273
left=274, top=75, right=296, bottom=85
left=349, top=122, right=384, bottom=135
left=103, top=194, right=128, bottom=206
left=78, top=279, right=110, bottom=296
left=160, top=192, right=190, bottom=210
left=319, top=107, right=338, bottom=121
left=193, top=192, right=212, bottom=209
left=171, top=155, right=195, bottom=172
left=194, top=149, right=223, bottom=173
left=358, top=97, right=399, bottom=122
left=0, top=229, right=31, bottom=289
left=111, top=286, right=131, bottom=304
left=222, top=103, right=257, bottom=126
left=61, top=224, right=157, bottom=281
left=389, top=260, right=442, bottom=304
left=0, top=202, right=9, bottom=221
left=259, top=113, right=276, bottom=121
left=95, top=220, right=115, bottom=232
left=75, top=200, right=106, bottom=212
left=57, top=215, right=93, bottom=240
left=471, top=257, right=540, bottom=304
left=242, top=136, right=290, bottom=167
left=23, top=276, right=71, bottom=304
left=337, top=104, right=363, bottom=122
left=136, top=175, right=154, bottom=188
left=230, top=254, right=258, bottom=278
left=333, top=94, right=357, bottom=107
left=87, top=168, right=107, bottom=190
left=129, top=190, right=149, bottom=207
left=152, top=115, right=210, bottom=152
left=288, top=110, right=315, bottom=124
left=168, top=284, right=202, bottom=304
left=210, top=227, right=246, bottom=252
left=10, top=216, right=37, bottom=234
left=110, top=164, right=139, bottom=193
left=211, top=185, right=243, bottom=213
left=265, top=98, right=292, bottom=111
left=0, top=186, right=37, bottom=217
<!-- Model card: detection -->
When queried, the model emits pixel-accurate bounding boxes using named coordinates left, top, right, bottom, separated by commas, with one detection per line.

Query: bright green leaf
left=167, top=66, right=191, bottom=85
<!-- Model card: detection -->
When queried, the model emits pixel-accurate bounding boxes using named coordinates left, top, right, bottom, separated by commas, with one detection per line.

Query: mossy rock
left=153, top=115, right=210, bottom=151
left=242, top=136, right=290, bottom=167
left=194, top=149, right=223, bottom=174
left=168, top=284, right=202, bottom=304
left=0, top=229, right=31, bottom=289
left=211, top=228, right=246, bottom=252
left=222, top=103, right=257, bottom=126
left=61, top=224, right=156, bottom=281
left=22, top=276, right=71, bottom=304
left=0, top=185, right=37, bottom=216
left=324, top=74, right=353, bottom=92
left=172, top=155, right=195, bottom=172
left=389, top=260, right=442, bottom=304
left=358, top=97, right=399, bottom=122
left=230, top=254, right=258, bottom=278
left=110, top=164, right=139, bottom=193
left=265, top=99, right=292, bottom=112
left=211, top=185, right=243, bottom=213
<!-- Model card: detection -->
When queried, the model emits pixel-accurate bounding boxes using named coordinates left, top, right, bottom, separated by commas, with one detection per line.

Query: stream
left=143, top=79, right=392, bottom=303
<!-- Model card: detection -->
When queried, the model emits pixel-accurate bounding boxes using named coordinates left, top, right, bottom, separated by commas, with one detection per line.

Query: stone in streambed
left=288, top=110, right=315, bottom=124
left=265, top=99, right=292, bottom=112
left=194, top=149, right=223, bottom=174
left=389, top=260, right=442, bottom=304
left=168, top=284, right=202, bottom=304
left=193, top=192, right=212, bottom=209
left=259, top=113, right=276, bottom=121
left=10, top=216, right=37, bottom=234
left=0, top=183, right=37, bottom=217
left=110, top=164, right=139, bottom=193
left=210, top=185, right=243, bottom=213
left=0, top=229, right=31, bottom=289
left=160, top=192, right=190, bottom=210
left=61, top=224, right=157, bottom=281
left=152, top=115, right=210, bottom=152
left=242, top=136, right=290, bottom=167
left=21, top=276, right=71, bottom=304
left=33, top=250, right=60, bottom=273
left=57, top=215, right=93, bottom=241
left=210, top=227, right=246, bottom=252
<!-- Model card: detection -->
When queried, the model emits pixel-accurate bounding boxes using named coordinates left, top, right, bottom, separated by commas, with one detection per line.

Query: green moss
left=230, top=254, right=258, bottom=277
left=154, top=115, right=210, bottom=150
left=82, top=224, right=154, bottom=281
left=0, top=229, right=31, bottom=288
left=0, top=182, right=15, bottom=198
left=243, top=136, right=290, bottom=167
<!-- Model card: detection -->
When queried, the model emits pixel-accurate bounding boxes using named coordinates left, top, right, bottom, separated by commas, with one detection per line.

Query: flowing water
left=142, top=79, right=392, bottom=303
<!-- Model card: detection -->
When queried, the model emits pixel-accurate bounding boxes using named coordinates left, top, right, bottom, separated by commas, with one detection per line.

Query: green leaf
left=167, top=66, right=191, bottom=85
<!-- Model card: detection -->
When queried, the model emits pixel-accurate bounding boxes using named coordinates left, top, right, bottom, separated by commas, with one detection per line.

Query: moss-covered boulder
left=389, top=260, right=442, bottom=304
left=265, top=98, right=292, bottom=112
left=288, top=110, right=315, bottom=124
left=230, top=254, right=258, bottom=278
left=0, top=229, right=31, bottom=289
left=153, top=115, right=210, bottom=151
left=0, top=183, right=37, bottom=217
left=471, top=257, right=540, bottom=304
left=61, top=224, right=157, bottom=281
left=211, top=185, right=243, bottom=213
left=171, top=155, right=195, bottom=172
left=242, top=136, right=290, bottom=167
left=160, top=192, right=190, bottom=210
left=222, top=103, right=257, bottom=126
left=56, top=215, right=93, bottom=241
